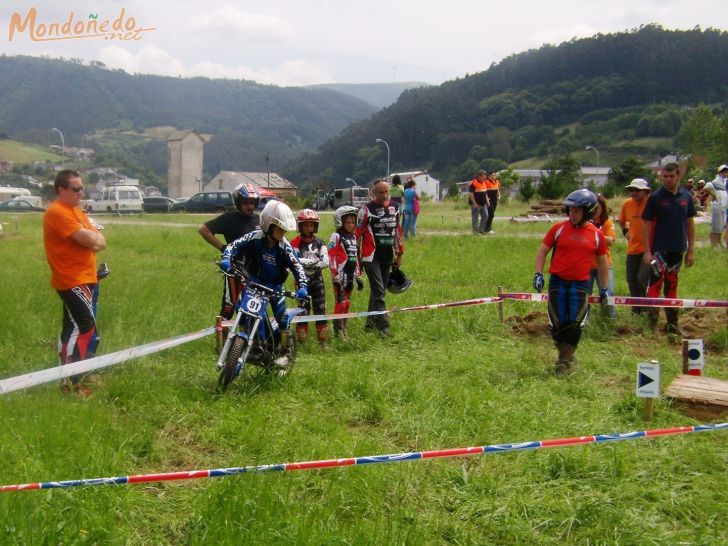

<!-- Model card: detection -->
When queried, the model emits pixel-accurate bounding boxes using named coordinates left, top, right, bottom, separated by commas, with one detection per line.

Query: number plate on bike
left=242, top=292, right=263, bottom=314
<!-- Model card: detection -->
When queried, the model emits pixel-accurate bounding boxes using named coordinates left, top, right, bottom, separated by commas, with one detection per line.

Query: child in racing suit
left=291, top=209, right=330, bottom=344
left=328, top=206, right=364, bottom=336
left=220, top=201, right=308, bottom=367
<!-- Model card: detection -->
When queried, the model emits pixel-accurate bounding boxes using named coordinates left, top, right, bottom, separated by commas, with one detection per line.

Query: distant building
left=580, top=167, right=610, bottom=187
left=386, top=171, right=441, bottom=201
left=0, top=159, right=14, bottom=172
left=644, top=154, right=690, bottom=171
left=167, top=129, right=205, bottom=199
left=205, top=170, right=298, bottom=199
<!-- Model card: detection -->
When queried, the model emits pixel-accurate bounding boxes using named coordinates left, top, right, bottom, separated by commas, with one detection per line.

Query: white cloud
left=99, top=45, right=187, bottom=76
left=98, top=45, right=334, bottom=85
left=189, top=6, right=291, bottom=42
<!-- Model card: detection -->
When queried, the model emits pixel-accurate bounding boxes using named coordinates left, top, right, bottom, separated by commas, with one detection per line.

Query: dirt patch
left=507, top=310, right=550, bottom=336
left=507, top=307, right=727, bottom=354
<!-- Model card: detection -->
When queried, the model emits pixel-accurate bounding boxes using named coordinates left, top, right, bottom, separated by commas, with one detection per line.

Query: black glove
left=355, top=277, right=364, bottom=291
left=532, top=272, right=544, bottom=293
left=622, top=227, right=629, bottom=237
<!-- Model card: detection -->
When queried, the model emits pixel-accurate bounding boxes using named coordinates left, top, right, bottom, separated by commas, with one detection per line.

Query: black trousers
left=363, top=258, right=392, bottom=331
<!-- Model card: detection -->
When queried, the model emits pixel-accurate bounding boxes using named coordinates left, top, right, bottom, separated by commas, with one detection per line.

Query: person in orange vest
left=484, top=171, right=501, bottom=234
left=468, top=170, right=490, bottom=234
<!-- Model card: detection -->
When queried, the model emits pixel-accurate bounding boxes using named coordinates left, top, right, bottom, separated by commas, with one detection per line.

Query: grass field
left=0, top=203, right=727, bottom=544
left=0, top=139, right=64, bottom=164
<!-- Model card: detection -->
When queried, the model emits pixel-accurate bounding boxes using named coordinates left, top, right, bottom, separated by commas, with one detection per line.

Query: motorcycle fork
left=216, top=311, right=245, bottom=369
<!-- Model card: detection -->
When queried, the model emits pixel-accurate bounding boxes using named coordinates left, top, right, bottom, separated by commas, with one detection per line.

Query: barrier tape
left=501, top=293, right=728, bottom=308
left=4, top=292, right=726, bottom=395
left=2, top=422, right=725, bottom=493
left=0, top=328, right=215, bottom=395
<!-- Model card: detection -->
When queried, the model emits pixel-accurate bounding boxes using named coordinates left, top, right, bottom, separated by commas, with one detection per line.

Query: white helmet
left=334, top=205, right=359, bottom=228
left=260, top=200, right=296, bottom=233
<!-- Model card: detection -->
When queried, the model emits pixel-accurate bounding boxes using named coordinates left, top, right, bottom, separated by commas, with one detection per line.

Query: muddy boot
left=316, top=324, right=328, bottom=345
left=555, top=343, right=577, bottom=377
left=665, top=309, right=681, bottom=338
left=295, top=323, right=308, bottom=344
left=274, top=330, right=293, bottom=374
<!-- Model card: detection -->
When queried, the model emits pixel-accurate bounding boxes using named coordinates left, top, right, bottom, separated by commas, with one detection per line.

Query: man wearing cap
left=468, top=170, right=490, bottom=234
left=710, top=164, right=728, bottom=248
left=641, top=163, right=696, bottom=336
left=618, top=178, right=651, bottom=314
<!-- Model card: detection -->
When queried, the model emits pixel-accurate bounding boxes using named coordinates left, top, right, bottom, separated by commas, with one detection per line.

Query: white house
left=387, top=171, right=441, bottom=201
left=205, top=171, right=298, bottom=198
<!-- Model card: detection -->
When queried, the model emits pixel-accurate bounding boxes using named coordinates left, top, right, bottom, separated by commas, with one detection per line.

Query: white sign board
left=686, top=339, right=705, bottom=373
left=636, top=362, right=660, bottom=398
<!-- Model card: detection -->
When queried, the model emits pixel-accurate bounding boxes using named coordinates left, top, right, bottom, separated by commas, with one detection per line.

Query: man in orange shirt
left=43, top=170, right=106, bottom=393
left=484, top=171, right=501, bottom=234
left=618, top=178, right=651, bottom=315
left=468, top=170, right=490, bottom=234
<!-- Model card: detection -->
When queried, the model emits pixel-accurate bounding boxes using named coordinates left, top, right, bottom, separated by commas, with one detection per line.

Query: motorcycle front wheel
left=219, top=337, right=247, bottom=390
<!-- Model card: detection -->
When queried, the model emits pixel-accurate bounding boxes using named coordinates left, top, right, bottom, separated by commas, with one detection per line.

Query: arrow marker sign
left=636, top=362, right=660, bottom=398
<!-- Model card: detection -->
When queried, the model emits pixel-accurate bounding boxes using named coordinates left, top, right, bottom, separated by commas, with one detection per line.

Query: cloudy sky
left=2, top=1, right=726, bottom=86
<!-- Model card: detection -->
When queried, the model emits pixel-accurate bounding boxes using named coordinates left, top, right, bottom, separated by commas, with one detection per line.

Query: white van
left=87, top=185, right=143, bottom=213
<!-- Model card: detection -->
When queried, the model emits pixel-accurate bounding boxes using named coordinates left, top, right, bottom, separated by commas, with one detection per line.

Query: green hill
left=0, top=139, right=63, bottom=163
left=0, top=56, right=376, bottom=177
left=284, top=26, right=728, bottom=191
left=306, top=82, right=430, bottom=109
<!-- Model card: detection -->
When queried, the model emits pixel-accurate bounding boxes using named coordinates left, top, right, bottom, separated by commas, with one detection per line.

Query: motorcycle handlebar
left=219, top=263, right=307, bottom=304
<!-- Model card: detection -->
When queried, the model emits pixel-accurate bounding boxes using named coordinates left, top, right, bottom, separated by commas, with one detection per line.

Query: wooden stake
left=498, top=286, right=504, bottom=323
left=681, top=340, right=689, bottom=375
left=645, top=398, right=654, bottom=421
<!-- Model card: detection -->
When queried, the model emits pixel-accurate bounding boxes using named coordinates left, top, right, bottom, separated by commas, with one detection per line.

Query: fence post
left=498, top=286, right=504, bottom=323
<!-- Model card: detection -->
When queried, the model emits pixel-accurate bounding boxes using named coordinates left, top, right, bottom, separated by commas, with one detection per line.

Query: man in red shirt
left=356, top=179, right=404, bottom=336
left=43, top=170, right=106, bottom=394
left=533, top=189, right=609, bottom=376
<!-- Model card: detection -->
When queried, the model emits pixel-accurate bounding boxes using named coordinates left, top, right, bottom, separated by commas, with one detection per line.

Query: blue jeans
left=403, top=211, right=417, bottom=239
left=471, top=205, right=488, bottom=233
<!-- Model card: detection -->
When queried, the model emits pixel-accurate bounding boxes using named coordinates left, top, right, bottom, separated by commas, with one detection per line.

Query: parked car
left=0, top=199, right=45, bottom=212
left=86, top=185, right=143, bottom=213
left=312, top=186, right=369, bottom=210
left=142, top=196, right=176, bottom=213
left=171, top=191, right=237, bottom=213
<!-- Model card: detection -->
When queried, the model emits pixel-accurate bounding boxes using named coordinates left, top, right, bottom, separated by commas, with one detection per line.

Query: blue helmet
left=233, top=183, right=260, bottom=209
left=563, top=189, right=598, bottom=222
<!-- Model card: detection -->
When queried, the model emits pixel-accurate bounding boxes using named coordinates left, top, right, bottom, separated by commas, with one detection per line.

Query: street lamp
left=375, top=138, right=390, bottom=177
left=585, top=145, right=600, bottom=169
left=52, top=127, right=65, bottom=168
left=345, top=177, right=359, bottom=187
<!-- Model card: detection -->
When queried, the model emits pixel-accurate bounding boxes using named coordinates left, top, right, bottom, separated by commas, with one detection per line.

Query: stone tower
left=166, top=130, right=204, bottom=198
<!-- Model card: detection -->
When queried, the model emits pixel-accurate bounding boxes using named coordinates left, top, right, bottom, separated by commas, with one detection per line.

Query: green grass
left=0, top=139, right=64, bottom=163
left=1, top=206, right=727, bottom=544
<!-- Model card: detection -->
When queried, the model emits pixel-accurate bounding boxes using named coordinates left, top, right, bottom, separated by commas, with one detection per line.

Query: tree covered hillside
left=285, top=26, right=728, bottom=191
left=0, top=55, right=375, bottom=175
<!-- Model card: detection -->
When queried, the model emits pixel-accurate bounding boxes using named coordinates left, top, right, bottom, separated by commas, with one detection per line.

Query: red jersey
left=542, top=220, right=607, bottom=281
left=355, top=199, right=403, bottom=262
left=328, top=230, right=360, bottom=279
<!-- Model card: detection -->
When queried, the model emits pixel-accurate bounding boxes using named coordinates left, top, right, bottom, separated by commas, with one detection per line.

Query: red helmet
left=296, top=208, right=320, bottom=233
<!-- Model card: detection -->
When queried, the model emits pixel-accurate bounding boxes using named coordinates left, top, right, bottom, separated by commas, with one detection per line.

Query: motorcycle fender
left=283, top=307, right=305, bottom=328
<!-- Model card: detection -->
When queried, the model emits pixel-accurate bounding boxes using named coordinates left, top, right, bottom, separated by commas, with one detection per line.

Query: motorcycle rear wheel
left=219, top=337, right=246, bottom=390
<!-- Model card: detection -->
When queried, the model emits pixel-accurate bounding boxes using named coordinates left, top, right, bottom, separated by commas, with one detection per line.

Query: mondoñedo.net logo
left=8, top=7, right=155, bottom=42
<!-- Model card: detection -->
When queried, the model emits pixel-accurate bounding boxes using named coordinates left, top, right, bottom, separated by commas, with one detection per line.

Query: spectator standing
left=641, top=163, right=696, bottom=335
left=618, top=178, right=651, bottom=315
left=484, top=171, right=501, bottom=234
left=356, top=179, right=404, bottom=336
left=468, top=170, right=490, bottom=234
left=403, top=179, right=419, bottom=239
left=704, top=165, right=728, bottom=248
left=198, top=184, right=260, bottom=320
left=290, top=209, right=330, bottom=344
left=43, top=170, right=106, bottom=395
left=589, top=194, right=617, bottom=318
left=533, top=189, right=608, bottom=376
left=328, top=206, right=364, bottom=337
left=389, top=174, right=404, bottom=212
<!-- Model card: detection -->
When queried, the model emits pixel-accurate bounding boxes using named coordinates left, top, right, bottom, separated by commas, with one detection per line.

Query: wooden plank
left=665, top=374, right=728, bottom=420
